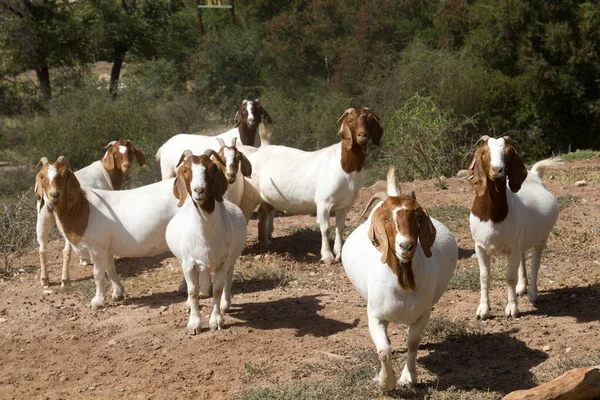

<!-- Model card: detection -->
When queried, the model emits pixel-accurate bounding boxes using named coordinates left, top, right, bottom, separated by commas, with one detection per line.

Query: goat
left=342, top=167, right=458, bottom=389
left=239, top=107, right=383, bottom=263
left=156, top=99, right=271, bottom=180
left=166, top=150, right=246, bottom=334
left=467, top=136, right=561, bottom=319
left=35, top=140, right=146, bottom=287
left=175, top=138, right=251, bottom=298
left=34, top=156, right=180, bottom=309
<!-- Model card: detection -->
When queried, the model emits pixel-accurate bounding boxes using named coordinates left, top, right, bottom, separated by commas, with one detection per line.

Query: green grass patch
left=428, top=205, right=471, bottom=234
left=561, top=149, right=599, bottom=162
left=424, top=317, right=482, bottom=342
left=557, top=194, right=581, bottom=209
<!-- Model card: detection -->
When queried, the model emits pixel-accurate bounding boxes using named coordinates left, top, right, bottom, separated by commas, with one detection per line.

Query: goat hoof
left=504, top=303, right=520, bottom=318
left=320, top=252, right=334, bottom=264
left=112, top=293, right=124, bottom=302
left=376, top=370, right=396, bottom=390
left=187, top=317, right=201, bottom=335
left=220, top=299, right=231, bottom=313
left=527, top=289, right=539, bottom=304
left=398, top=370, right=416, bottom=388
left=476, top=304, right=491, bottom=320
left=516, top=283, right=527, bottom=296
left=40, top=278, right=49, bottom=288
left=198, top=291, right=211, bottom=300
left=209, top=313, right=224, bottom=331
left=61, top=280, right=70, bottom=288
left=90, top=297, right=105, bottom=311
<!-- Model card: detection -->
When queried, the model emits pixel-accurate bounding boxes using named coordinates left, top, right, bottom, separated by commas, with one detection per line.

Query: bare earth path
left=1, top=157, right=599, bottom=399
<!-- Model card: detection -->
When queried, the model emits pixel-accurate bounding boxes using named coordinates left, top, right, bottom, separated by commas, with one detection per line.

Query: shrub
left=377, top=93, right=476, bottom=182
left=1, top=192, right=37, bottom=278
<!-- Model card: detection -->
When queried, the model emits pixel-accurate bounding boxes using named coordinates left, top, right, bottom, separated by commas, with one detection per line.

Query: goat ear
left=368, top=207, right=399, bottom=272
left=239, top=152, right=252, bottom=177
left=102, top=147, right=115, bottom=170
left=130, top=143, right=147, bottom=168
left=368, top=114, right=384, bottom=146
left=419, top=208, right=436, bottom=258
left=338, top=121, right=353, bottom=151
left=211, top=164, right=228, bottom=202
left=467, top=151, right=487, bottom=197
left=506, top=146, right=528, bottom=193
left=234, top=110, right=241, bottom=128
left=66, top=171, right=81, bottom=210
left=34, top=175, right=45, bottom=211
left=261, top=109, right=272, bottom=124
left=173, top=168, right=190, bottom=208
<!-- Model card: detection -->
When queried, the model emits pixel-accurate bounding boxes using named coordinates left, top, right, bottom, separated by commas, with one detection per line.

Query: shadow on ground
left=420, top=331, right=548, bottom=394
left=521, top=283, right=600, bottom=323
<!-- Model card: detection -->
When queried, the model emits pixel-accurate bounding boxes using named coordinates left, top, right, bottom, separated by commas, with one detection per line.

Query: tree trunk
left=35, top=63, right=51, bottom=102
left=109, top=49, right=127, bottom=98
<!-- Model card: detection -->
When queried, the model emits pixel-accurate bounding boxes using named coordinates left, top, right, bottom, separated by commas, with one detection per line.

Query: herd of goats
left=32, top=99, right=562, bottom=389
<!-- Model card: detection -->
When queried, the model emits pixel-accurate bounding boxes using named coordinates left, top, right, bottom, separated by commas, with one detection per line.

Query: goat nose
left=492, top=166, right=504, bottom=174
left=194, top=187, right=205, bottom=195
left=49, top=191, right=59, bottom=199
left=400, top=242, right=414, bottom=252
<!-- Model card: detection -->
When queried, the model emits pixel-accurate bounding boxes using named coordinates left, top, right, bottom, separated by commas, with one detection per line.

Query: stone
left=457, top=169, right=468, bottom=178
left=503, top=366, right=600, bottom=400
left=574, top=180, right=587, bottom=187
left=107, top=339, right=117, bottom=346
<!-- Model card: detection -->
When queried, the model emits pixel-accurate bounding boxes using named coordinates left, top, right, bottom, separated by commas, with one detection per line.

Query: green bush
left=377, top=93, right=476, bottom=182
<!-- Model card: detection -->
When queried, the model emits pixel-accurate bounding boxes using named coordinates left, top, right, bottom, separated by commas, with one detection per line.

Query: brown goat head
left=467, top=136, right=528, bottom=196
left=173, top=149, right=228, bottom=213
left=35, top=156, right=82, bottom=213
left=367, top=193, right=436, bottom=291
left=337, top=107, right=383, bottom=151
left=215, top=138, right=252, bottom=184
left=101, top=139, right=147, bottom=174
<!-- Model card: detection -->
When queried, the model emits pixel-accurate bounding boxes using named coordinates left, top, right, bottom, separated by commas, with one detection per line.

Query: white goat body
left=468, top=137, right=561, bottom=319
left=342, top=170, right=458, bottom=389
left=166, top=196, right=246, bottom=334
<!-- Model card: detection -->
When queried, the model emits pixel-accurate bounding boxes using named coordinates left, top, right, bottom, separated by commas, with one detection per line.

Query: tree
left=0, top=0, right=88, bottom=101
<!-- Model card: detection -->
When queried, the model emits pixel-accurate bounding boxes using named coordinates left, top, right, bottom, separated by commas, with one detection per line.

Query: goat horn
left=336, top=108, right=355, bottom=125
left=360, top=191, right=389, bottom=217
left=104, top=140, right=117, bottom=149
left=37, top=157, right=49, bottom=167
left=477, top=135, right=490, bottom=143
left=216, top=137, right=226, bottom=148
left=56, top=156, right=71, bottom=169
left=503, top=135, right=513, bottom=144
left=176, top=150, right=193, bottom=168
left=231, top=137, right=237, bottom=148
left=204, top=149, right=225, bottom=165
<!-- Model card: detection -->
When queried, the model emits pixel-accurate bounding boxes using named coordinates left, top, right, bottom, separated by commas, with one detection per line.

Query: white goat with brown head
left=468, top=136, right=561, bottom=319
left=156, top=99, right=271, bottom=180
left=35, top=156, right=179, bottom=308
left=342, top=167, right=458, bottom=389
left=35, top=140, right=146, bottom=287
left=166, top=150, right=247, bottom=334
left=239, top=107, right=383, bottom=264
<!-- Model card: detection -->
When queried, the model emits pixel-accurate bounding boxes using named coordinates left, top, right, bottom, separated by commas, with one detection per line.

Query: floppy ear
left=239, top=152, right=252, bottom=177
left=368, top=114, right=384, bottom=146
left=368, top=207, right=391, bottom=265
left=173, top=168, right=191, bottom=208
left=467, top=151, right=487, bottom=197
left=34, top=175, right=45, bottom=210
left=418, top=208, right=436, bottom=258
left=130, top=143, right=147, bottom=168
left=211, top=164, right=228, bottom=202
left=65, top=171, right=81, bottom=210
left=261, top=109, right=272, bottom=124
left=102, top=148, right=115, bottom=170
left=338, top=121, right=353, bottom=151
left=506, top=146, right=528, bottom=193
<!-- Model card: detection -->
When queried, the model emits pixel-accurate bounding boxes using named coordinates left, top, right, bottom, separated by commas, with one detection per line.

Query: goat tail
left=155, top=144, right=163, bottom=161
left=259, top=123, right=271, bottom=147
left=531, top=157, right=563, bottom=179
left=387, top=166, right=401, bottom=197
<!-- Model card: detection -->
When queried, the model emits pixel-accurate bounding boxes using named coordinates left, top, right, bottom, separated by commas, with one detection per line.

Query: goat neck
left=237, top=118, right=258, bottom=147
left=52, top=183, right=90, bottom=246
left=105, top=167, right=127, bottom=190
left=471, top=174, right=509, bottom=223
left=340, top=139, right=367, bottom=173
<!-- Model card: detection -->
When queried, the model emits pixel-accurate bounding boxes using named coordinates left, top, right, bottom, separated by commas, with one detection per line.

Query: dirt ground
left=1, top=156, right=600, bottom=399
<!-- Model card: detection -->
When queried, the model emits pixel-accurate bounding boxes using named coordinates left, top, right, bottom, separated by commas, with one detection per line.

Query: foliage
left=379, top=93, right=476, bottom=182
left=1, top=192, right=36, bottom=277
left=561, top=149, right=600, bottom=161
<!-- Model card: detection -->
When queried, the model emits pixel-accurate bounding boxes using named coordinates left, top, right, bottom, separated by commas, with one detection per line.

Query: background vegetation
left=2, top=0, right=599, bottom=177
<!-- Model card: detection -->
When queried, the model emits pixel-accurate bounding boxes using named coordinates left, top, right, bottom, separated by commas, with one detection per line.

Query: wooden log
left=503, top=366, right=600, bottom=400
